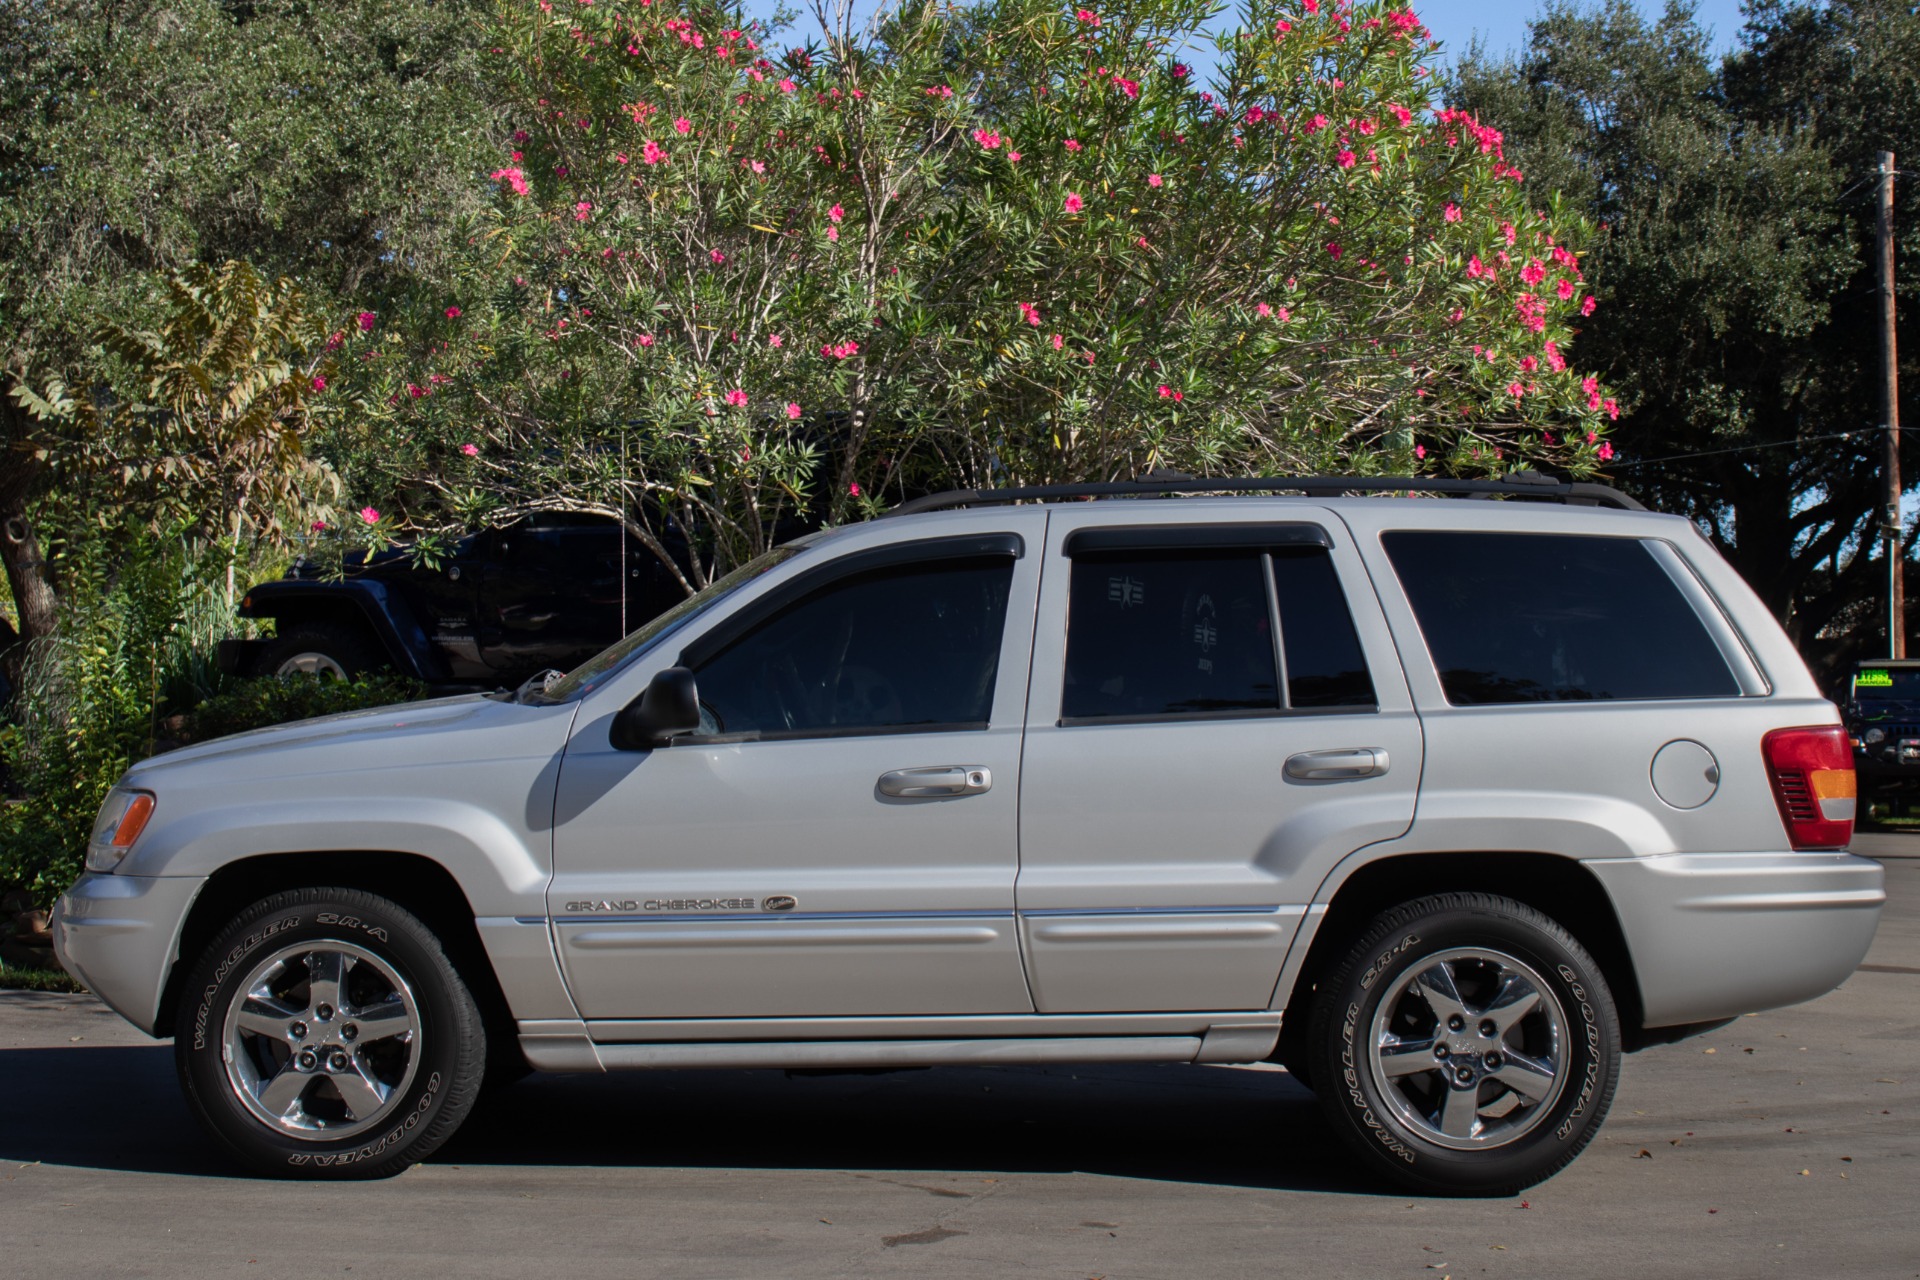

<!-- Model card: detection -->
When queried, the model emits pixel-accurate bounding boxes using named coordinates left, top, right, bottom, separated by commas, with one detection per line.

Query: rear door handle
left=1284, top=748, right=1389, bottom=781
left=878, top=766, right=993, bottom=798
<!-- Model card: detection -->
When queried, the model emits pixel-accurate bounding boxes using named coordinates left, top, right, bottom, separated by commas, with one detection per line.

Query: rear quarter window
left=1382, top=530, right=1739, bottom=705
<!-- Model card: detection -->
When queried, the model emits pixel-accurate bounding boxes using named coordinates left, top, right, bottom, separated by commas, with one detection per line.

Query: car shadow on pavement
left=441, top=1060, right=1382, bottom=1195
left=0, top=1046, right=1376, bottom=1193
left=0, top=1045, right=241, bottom=1178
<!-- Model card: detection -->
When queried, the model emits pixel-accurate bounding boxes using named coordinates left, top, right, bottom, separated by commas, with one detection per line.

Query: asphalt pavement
left=2, top=836, right=1915, bottom=1279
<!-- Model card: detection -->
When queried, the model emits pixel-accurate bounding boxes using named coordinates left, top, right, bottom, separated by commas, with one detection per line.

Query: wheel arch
left=1276, top=851, right=1671, bottom=1057
left=242, top=582, right=446, bottom=681
left=157, top=851, right=520, bottom=1068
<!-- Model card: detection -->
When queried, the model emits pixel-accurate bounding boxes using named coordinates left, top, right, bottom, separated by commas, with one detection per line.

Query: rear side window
left=1382, top=531, right=1739, bottom=705
left=1061, top=543, right=1374, bottom=722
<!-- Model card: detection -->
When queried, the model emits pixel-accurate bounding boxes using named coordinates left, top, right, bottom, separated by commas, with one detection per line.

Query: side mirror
left=610, top=666, right=700, bottom=751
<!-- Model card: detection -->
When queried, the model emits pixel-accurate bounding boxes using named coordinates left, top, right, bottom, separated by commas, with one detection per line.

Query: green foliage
left=0, top=957, right=85, bottom=993
left=13, top=261, right=348, bottom=554
left=329, top=0, right=1620, bottom=589
left=185, top=673, right=426, bottom=745
left=1450, top=0, right=1920, bottom=668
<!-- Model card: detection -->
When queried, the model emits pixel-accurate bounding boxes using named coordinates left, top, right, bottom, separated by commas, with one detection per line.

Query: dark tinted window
left=692, top=557, right=1013, bottom=738
left=1382, top=531, right=1738, bottom=704
left=1063, top=552, right=1279, bottom=719
left=1272, top=549, right=1376, bottom=708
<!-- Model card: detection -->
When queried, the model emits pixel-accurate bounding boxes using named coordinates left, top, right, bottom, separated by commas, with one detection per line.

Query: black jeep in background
left=1843, top=657, right=1920, bottom=815
left=220, top=514, right=688, bottom=689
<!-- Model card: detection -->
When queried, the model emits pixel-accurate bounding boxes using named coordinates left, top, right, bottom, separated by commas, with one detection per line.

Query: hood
left=126, top=692, right=580, bottom=789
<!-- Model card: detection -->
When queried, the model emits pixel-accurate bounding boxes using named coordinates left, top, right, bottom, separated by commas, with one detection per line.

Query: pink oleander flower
left=1443, top=203, right=1460, bottom=223
left=786, top=402, right=802, bottom=419
left=723, top=389, right=748, bottom=407
left=1147, top=173, right=1163, bottom=188
left=357, top=311, right=377, bottom=332
left=1557, top=278, right=1575, bottom=300
left=1303, top=0, right=1320, bottom=11
left=1075, top=8, right=1099, bottom=24
left=1007, top=150, right=1022, bottom=163
left=574, top=201, right=593, bottom=221
left=710, top=248, right=726, bottom=264
left=638, top=333, right=655, bottom=347
left=827, top=226, right=839, bottom=241
left=1257, top=302, right=1273, bottom=318
left=1275, top=19, right=1292, bottom=34
left=1337, top=150, right=1356, bottom=169
left=1598, top=441, right=1615, bottom=460
left=973, top=128, right=1002, bottom=149
left=1064, top=139, right=1083, bottom=151
left=1581, top=295, right=1597, bottom=316
left=1388, top=103, right=1412, bottom=127
left=1507, top=381, right=1525, bottom=398
left=445, top=306, right=462, bottom=319
left=674, top=116, right=692, bottom=133
left=829, top=203, right=844, bottom=223
left=1304, top=114, right=1327, bottom=134
left=359, top=506, right=381, bottom=525
left=1467, top=256, right=1484, bottom=279
left=310, top=375, right=326, bottom=392
left=849, top=482, right=862, bottom=496
left=1064, top=191, right=1084, bottom=213
left=1326, top=242, right=1342, bottom=260
left=490, top=167, right=530, bottom=196
left=1019, top=302, right=1042, bottom=326
left=325, top=331, right=344, bottom=351
left=779, top=78, right=796, bottom=93
left=311, top=520, right=327, bottom=532
left=1521, top=259, right=1546, bottom=285
left=461, top=443, right=479, bottom=456
left=1604, top=399, right=1619, bottom=419
left=769, top=334, right=783, bottom=347
left=1414, top=444, right=1425, bottom=459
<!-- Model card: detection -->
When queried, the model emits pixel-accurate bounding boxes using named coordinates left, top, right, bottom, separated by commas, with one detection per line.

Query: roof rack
left=887, top=471, right=1645, bottom=516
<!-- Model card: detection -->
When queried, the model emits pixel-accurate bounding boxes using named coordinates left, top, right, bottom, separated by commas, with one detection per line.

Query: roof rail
left=886, top=472, right=1646, bottom=516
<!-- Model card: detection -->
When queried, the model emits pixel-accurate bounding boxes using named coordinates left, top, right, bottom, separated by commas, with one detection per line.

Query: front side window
left=1382, top=530, right=1740, bottom=705
left=1061, top=542, right=1375, bottom=722
left=690, top=557, right=1014, bottom=739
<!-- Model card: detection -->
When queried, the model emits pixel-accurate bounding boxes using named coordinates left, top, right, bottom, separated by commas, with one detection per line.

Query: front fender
left=243, top=579, right=447, bottom=681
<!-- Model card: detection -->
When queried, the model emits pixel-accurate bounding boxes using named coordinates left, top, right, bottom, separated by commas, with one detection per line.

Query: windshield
left=534, top=543, right=811, bottom=702
left=1851, top=667, right=1920, bottom=703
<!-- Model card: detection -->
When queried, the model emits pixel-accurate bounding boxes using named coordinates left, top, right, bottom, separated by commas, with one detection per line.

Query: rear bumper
left=51, top=873, right=205, bottom=1036
left=1583, top=852, right=1884, bottom=1027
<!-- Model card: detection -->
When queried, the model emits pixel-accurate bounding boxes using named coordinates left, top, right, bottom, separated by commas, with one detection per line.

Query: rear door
left=1015, top=508, right=1424, bottom=1012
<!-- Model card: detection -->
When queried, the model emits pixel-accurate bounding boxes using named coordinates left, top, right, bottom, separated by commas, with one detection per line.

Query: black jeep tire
left=1306, top=892, right=1620, bottom=1196
left=254, top=623, right=385, bottom=680
left=173, top=887, right=485, bottom=1179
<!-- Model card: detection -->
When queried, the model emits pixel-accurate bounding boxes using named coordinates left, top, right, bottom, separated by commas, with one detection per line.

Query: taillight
left=1762, top=726, right=1856, bottom=850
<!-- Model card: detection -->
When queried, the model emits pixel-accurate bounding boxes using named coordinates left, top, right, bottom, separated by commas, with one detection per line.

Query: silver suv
left=53, top=476, right=1885, bottom=1193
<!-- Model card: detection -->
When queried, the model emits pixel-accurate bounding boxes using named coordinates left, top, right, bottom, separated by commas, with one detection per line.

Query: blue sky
left=736, top=0, right=1751, bottom=65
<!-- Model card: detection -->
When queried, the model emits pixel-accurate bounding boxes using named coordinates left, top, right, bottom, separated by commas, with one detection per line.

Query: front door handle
left=878, top=766, right=993, bottom=798
left=1284, top=748, right=1389, bottom=781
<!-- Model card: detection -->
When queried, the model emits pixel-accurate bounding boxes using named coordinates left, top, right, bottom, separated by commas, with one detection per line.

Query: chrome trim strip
left=564, top=923, right=1006, bottom=949
left=555, top=1010, right=1283, bottom=1044
left=1019, top=904, right=1294, bottom=918
left=549, top=908, right=1015, bottom=925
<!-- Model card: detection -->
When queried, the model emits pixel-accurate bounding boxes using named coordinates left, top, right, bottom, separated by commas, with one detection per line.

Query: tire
left=1306, top=892, right=1620, bottom=1196
left=254, top=623, right=384, bottom=680
left=173, top=887, right=486, bottom=1179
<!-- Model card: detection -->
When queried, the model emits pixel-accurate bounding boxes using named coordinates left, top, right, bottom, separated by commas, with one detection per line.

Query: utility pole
left=1879, top=151, right=1905, bottom=658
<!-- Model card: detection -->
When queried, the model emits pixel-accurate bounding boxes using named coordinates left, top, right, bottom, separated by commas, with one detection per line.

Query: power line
left=1608, top=428, right=1874, bottom=470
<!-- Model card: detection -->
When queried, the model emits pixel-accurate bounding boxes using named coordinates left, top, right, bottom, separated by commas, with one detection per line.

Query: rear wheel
left=173, top=887, right=485, bottom=1178
left=1306, top=892, right=1620, bottom=1195
left=254, top=623, right=383, bottom=680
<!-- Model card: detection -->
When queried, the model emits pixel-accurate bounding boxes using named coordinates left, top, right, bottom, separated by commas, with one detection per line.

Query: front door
left=1015, top=510, right=1424, bottom=1012
left=549, top=516, right=1045, bottom=1021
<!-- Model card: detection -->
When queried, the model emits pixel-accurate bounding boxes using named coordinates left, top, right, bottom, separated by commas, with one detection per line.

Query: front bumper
left=1583, top=852, right=1884, bottom=1028
left=51, top=873, right=206, bottom=1036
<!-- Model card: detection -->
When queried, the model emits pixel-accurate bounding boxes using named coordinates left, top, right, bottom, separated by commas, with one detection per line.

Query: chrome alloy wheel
left=273, top=651, right=349, bottom=679
left=221, top=942, right=422, bottom=1141
left=1366, top=947, right=1568, bottom=1151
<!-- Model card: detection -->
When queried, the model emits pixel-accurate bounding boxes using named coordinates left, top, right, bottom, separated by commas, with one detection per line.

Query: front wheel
left=1306, top=892, right=1620, bottom=1196
left=173, top=888, right=485, bottom=1178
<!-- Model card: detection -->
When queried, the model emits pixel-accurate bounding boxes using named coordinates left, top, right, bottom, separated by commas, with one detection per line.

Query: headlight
left=86, top=789, right=156, bottom=873
left=1865, top=728, right=1887, bottom=745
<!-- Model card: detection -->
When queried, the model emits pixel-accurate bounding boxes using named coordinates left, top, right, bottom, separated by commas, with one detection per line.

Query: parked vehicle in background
left=219, top=514, right=688, bottom=689
left=56, top=474, right=1882, bottom=1194
left=1842, top=657, right=1920, bottom=818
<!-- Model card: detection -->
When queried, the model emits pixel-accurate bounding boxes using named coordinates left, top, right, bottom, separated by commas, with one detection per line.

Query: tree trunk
left=0, top=395, right=58, bottom=649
